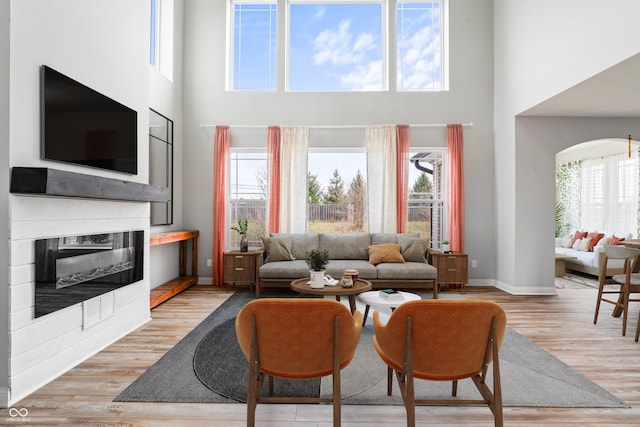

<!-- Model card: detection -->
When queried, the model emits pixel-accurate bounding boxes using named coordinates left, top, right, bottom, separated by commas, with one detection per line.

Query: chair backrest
left=235, top=298, right=362, bottom=379
left=374, top=299, right=506, bottom=381
left=603, top=244, right=640, bottom=261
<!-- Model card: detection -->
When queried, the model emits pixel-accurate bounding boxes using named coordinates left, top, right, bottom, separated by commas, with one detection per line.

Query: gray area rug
left=114, top=291, right=626, bottom=408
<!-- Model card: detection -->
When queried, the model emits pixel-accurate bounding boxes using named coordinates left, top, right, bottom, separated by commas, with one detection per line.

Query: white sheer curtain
left=279, top=126, right=309, bottom=232
left=366, top=125, right=397, bottom=232
left=581, top=152, right=639, bottom=234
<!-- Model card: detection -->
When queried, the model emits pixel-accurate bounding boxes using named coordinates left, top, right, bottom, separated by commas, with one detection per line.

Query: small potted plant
left=231, top=219, right=249, bottom=252
left=306, top=249, right=330, bottom=288
left=441, top=240, right=450, bottom=253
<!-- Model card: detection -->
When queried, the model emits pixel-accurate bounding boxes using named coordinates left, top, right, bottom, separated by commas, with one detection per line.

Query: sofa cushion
left=371, top=232, right=420, bottom=245
left=570, top=230, right=588, bottom=248
left=368, top=243, right=405, bottom=265
left=325, top=260, right=378, bottom=280
left=586, top=232, right=605, bottom=251
left=610, top=235, right=626, bottom=245
left=262, top=236, right=295, bottom=263
left=320, top=232, right=370, bottom=260
left=259, top=260, right=310, bottom=279
left=376, top=262, right=437, bottom=280
left=397, top=236, right=427, bottom=262
left=272, top=232, right=319, bottom=261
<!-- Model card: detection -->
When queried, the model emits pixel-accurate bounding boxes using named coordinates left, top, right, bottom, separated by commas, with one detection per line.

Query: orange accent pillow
left=569, top=231, right=588, bottom=248
left=587, top=232, right=605, bottom=251
left=368, top=243, right=405, bottom=265
left=610, top=235, right=626, bottom=245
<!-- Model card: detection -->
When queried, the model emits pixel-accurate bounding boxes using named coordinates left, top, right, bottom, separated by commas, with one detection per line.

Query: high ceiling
left=521, top=53, right=640, bottom=118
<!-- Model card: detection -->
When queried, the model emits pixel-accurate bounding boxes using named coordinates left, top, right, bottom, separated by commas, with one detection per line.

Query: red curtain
left=267, top=126, right=281, bottom=234
left=396, top=125, right=409, bottom=233
left=447, top=124, right=464, bottom=253
left=213, top=126, right=230, bottom=286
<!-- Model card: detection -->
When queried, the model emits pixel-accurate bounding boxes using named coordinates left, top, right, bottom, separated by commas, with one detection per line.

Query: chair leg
left=622, top=283, right=630, bottom=336
left=387, top=366, right=393, bottom=395
left=635, top=309, right=640, bottom=342
left=594, top=280, right=605, bottom=324
left=451, top=379, right=458, bottom=396
left=333, top=372, right=341, bottom=427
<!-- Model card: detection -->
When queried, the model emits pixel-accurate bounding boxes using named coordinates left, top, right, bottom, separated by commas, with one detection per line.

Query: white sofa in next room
left=555, top=230, right=632, bottom=277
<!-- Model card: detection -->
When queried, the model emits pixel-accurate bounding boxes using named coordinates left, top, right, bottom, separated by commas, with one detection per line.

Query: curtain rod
left=200, top=122, right=473, bottom=129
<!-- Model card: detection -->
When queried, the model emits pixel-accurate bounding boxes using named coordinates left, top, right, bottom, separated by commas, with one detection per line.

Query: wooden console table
left=149, top=230, right=199, bottom=308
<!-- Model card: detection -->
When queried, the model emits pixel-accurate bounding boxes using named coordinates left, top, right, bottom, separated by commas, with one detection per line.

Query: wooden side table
left=427, top=248, right=468, bottom=290
left=224, top=248, right=264, bottom=290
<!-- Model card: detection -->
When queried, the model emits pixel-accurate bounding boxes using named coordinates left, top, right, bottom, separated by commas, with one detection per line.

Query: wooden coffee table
left=555, top=254, right=578, bottom=277
left=290, top=278, right=372, bottom=314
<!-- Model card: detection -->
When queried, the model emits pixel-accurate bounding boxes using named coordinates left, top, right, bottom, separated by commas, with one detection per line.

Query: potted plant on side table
left=231, top=219, right=249, bottom=252
left=441, top=240, right=450, bottom=253
left=306, top=249, right=330, bottom=288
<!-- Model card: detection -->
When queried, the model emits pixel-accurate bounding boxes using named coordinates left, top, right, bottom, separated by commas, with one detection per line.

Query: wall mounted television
left=41, top=65, right=138, bottom=174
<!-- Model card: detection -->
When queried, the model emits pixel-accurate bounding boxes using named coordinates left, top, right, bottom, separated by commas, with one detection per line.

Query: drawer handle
left=235, top=268, right=244, bottom=271
left=447, top=256, right=457, bottom=259
left=448, top=268, right=457, bottom=271
left=235, top=256, right=244, bottom=259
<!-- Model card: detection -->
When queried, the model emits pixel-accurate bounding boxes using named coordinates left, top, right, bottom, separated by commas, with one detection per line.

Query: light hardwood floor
left=2, top=284, right=640, bottom=426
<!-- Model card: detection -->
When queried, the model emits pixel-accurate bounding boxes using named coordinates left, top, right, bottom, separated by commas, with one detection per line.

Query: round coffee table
left=290, top=278, right=372, bottom=314
left=357, top=290, right=422, bottom=326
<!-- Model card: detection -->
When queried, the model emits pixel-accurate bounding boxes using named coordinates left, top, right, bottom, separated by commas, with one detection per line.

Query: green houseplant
left=230, top=219, right=249, bottom=252
left=441, top=240, right=450, bottom=253
left=306, top=249, right=330, bottom=288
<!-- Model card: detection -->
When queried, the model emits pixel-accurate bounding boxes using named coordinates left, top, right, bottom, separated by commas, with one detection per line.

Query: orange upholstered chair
left=235, top=298, right=362, bottom=427
left=373, top=299, right=507, bottom=427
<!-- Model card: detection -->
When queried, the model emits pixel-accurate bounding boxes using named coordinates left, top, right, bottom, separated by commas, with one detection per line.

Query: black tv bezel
left=40, top=65, right=138, bottom=175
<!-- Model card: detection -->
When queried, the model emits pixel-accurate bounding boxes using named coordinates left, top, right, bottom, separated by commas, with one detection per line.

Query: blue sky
left=234, top=2, right=441, bottom=91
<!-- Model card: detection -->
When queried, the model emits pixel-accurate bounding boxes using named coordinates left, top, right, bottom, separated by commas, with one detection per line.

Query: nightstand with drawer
left=223, top=249, right=264, bottom=289
left=427, top=249, right=468, bottom=290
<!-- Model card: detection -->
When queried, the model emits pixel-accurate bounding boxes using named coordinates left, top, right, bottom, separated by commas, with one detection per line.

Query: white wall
left=148, top=0, right=187, bottom=289
left=493, top=0, right=640, bottom=293
left=182, top=0, right=497, bottom=283
left=0, top=0, right=11, bottom=397
left=5, top=0, right=152, bottom=406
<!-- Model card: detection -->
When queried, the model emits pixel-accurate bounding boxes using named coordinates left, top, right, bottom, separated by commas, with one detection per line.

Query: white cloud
left=313, top=20, right=375, bottom=66
left=339, top=60, right=382, bottom=90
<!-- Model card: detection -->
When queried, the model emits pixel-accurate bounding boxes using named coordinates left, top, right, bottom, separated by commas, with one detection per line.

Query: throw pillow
left=579, top=237, right=592, bottom=252
left=610, top=235, right=626, bottom=245
left=569, top=230, right=588, bottom=248
left=368, top=243, right=405, bottom=265
left=262, top=236, right=295, bottom=263
left=561, top=234, right=573, bottom=248
left=397, top=236, right=427, bottom=262
left=572, top=239, right=582, bottom=250
left=586, top=232, right=605, bottom=251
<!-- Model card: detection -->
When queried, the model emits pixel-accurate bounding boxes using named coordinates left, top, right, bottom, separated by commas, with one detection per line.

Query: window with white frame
left=229, top=150, right=268, bottom=248
left=229, top=0, right=277, bottom=91
left=227, top=0, right=447, bottom=92
left=409, top=150, right=445, bottom=244
left=150, top=0, right=174, bottom=81
left=397, top=1, right=445, bottom=91
left=580, top=153, right=639, bottom=234
left=288, top=1, right=384, bottom=91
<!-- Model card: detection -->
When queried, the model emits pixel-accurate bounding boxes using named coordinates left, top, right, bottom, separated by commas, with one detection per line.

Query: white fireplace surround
left=7, top=195, right=151, bottom=406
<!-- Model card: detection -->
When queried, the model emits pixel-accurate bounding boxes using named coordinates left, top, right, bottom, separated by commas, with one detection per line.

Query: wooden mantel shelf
left=150, top=230, right=199, bottom=308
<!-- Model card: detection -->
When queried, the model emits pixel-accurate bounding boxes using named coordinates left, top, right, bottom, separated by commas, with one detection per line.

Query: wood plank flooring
left=2, top=284, right=640, bottom=426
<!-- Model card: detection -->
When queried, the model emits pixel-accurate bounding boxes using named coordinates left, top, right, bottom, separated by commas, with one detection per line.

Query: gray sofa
left=256, top=232, right=438, bottom=298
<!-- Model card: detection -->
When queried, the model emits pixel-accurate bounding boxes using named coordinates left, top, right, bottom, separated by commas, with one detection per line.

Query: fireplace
left=35, top=230, right=144, bottom=318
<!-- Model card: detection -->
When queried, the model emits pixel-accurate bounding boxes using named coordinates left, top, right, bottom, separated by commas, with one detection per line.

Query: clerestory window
left=227, top=0, right=447, bottom=92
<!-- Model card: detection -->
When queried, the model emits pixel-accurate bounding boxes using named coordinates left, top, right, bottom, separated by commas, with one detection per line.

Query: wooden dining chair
left=235, top=298, right=362, bottom=427
left=594, top=245, right=640, bottom=336
left=372, top=299, right=507, bottom=427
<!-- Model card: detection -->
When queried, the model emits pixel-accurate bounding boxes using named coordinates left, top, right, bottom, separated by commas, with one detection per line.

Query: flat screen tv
left=41, top=65, right=138, bottom=174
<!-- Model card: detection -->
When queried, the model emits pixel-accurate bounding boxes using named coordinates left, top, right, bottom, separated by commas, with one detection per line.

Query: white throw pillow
left=579, top=237, right=592, bottom=252
left=572, top=239, right=582, bottom=250
left=561, top=234, right=573, bottom=248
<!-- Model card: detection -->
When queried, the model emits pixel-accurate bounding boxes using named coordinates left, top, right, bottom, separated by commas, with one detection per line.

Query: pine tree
left=307, top=172, right=324, bottom=204
left=346, top=170, right=366, bottom=230
left=323, top=169, right=345, bottom=204
left=410, top=172, right=433, bottom=199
